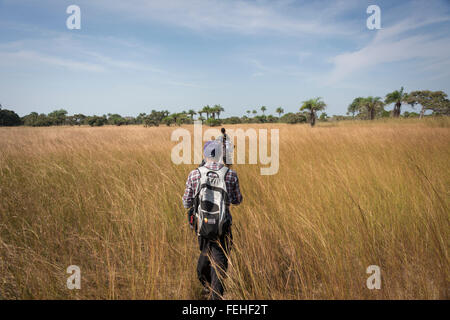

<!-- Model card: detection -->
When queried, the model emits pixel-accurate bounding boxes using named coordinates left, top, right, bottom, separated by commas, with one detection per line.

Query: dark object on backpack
left=187, top=207, right=195, bottom=230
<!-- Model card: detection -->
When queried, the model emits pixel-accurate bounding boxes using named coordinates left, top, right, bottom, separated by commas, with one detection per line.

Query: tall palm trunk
left=369, top=106, right=375, bottom=120
left=393, top=102, right=401, bottom=117
left=310, top=110, right=316, bottom=127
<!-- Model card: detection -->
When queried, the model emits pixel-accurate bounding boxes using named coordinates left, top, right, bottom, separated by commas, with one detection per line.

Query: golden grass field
left=0, top=118, right=449, bottom=299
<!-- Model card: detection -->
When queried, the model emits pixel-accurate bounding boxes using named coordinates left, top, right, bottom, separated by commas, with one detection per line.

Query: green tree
left=260, top=106, right=267, bottom=115
left=385, top=87, right=408, bottom=118
left=22, top=112, right=39, bottom=126
left=358, top=97, right=385, bottom=120
left=266, top=115, right=276, bottom=123
left=0, top=105, right=22, bottom=126
left=280, top=112, right=307, bottom=124
left=406, top=90, right=450, bottom=118
left=143, top=110, right=166, bottom=127
left=107, top=114, right=126, bottom=126
left=175, top=113, right=189, bottom=126
left=347, top=97, right=364, bottom=117
left=48, top=109, right=68, bottom=125
left=198, top=109, right=204, bottom=120
left=201, top=105, right=212, bottom=120
left=205, top=118, right=221, bottom=127
left=347, top=96, right=384, bottom=120
left=22, top=112, right=52, bottom=126
left=73, top=114, right=86, bottom=125
left=187, top=109, right=197, bottom=120
left=223, top=116, right=241, bottom=124
left=153, top=110, right=166, bottom=125
left=213, top=104, right=224, bottom=119
left=300, top=97, right=327, bottom=127
left=86, top=115, right=107, bottom=127
left=136, top=113, right=147, bottom=124
left=275, top=107, right=284, bottom=118
left=36, top=113, right=53, bottom=126
left=319, top=112, right=328, bottom=121
left=162, top=116, right=175, bottom=126
left=209, top=105, right=217, bottom=119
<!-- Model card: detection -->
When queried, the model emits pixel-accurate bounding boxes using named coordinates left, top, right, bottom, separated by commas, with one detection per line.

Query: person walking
left=182, top=139, right=242, bottom=300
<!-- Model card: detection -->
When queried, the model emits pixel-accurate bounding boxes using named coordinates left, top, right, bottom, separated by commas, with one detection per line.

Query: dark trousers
left=197, top=231, right=232, bottom=300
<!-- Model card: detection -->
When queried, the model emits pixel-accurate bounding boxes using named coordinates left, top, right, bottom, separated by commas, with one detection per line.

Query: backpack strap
left=216, top=166, right=229, bottom=183
left=192, top=168, right=202, bottom=214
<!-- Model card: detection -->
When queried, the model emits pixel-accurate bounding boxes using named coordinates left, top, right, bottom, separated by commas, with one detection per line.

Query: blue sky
left=1, top=0, right=450, bottom=117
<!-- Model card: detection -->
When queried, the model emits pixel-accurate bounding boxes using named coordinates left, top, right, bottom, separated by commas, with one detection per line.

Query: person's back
left=182, top=140, right=242, bottom=300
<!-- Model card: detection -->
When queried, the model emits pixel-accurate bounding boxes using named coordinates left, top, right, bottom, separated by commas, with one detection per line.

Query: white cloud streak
left=326, top=10, right=450, bottom=84
left=89, top=0, right=356, bottom=36
left=0, top=50, right=106, bottom=72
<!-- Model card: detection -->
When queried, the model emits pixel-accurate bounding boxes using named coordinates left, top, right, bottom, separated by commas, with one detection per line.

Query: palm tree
left=187, top=109, right=197, bottom=120
left=210, top=106, right=217, bottom=119
left=261, top=106, right=267, bottom=115
left=252, top=110, right=257, bottom=116
left=300, top=97, right=327, bottom=127
left=275, top=107, right=284, bottom=118
left=360, top=96, right=385, bottom=120
left=214, top=104, right=224, bottom=119
left=198, top=109, right=204, bottom=119
left=246, top=110, right=251, bottom=117
left=385, top=87, right=408, bottom=118
left=201, top=105, right=211, bottom=120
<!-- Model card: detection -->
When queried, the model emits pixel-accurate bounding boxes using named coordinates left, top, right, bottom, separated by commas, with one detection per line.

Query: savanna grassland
left=0, top=118, right=449, bottom=299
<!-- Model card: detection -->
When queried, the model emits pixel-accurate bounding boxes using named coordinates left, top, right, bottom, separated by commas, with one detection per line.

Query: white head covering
left=203, top=140, right=222, bottom=161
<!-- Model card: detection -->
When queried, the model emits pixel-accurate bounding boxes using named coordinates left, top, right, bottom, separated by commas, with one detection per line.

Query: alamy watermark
left=66, top=5, right=81, bottom=30
left=67, top=265, right=81, bottom=289
left=366, top=5, right=381, bottom=30
left=171, top=121, right=279, bottom=175
left=366, top=265, right=381, bottom=289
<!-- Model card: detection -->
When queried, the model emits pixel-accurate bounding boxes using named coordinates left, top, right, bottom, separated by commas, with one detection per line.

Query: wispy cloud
left=325, top=7, right=450, bottom=84
left=90, top=0, right=356, bottom=36
left=81, top=51, right=164, bottom=73
left=0, top=29, right=165, bottom=74
left=0, top=50, right=106, bottom=72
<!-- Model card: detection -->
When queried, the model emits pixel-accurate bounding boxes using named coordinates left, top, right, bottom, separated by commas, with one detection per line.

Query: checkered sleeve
left=182, top=169, right=200, bottom=209
left=226, top=170, right=243, bottom=205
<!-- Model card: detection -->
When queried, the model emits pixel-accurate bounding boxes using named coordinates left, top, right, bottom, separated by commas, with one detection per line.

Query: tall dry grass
left=0, top=118, right=448, bottom=299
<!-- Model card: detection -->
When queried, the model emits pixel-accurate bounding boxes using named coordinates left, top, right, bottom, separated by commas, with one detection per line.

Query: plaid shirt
left=182, top=162, right=242, bottom=209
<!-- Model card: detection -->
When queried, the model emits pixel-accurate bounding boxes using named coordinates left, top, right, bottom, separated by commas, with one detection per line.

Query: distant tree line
left=1, top=89, right=448, bottom=127
left=347, top=89, right=450, bottom=121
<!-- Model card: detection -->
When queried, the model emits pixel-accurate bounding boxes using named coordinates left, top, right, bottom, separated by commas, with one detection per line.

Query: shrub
left=86, top=116, right=107, bottom=127
left=206, top=118, right=222, bottom=127
left=280, top=112, right=307, bottom=124
left=223, top=117, right=242, bottom=124
left=0, top=107, right=22, bottom=126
